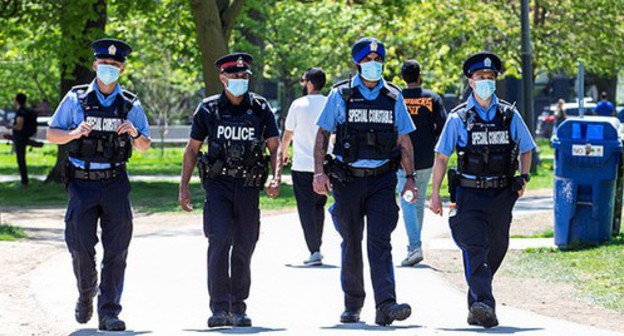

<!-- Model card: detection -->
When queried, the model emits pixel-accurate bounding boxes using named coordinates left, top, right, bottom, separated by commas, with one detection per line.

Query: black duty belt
left=458, top=176, right=510, bottom=189
left=73, top=165, right=126, bottom=181
left=348, top=161, right=395, bottom=178
left=221, top=167, right=247, bottom=178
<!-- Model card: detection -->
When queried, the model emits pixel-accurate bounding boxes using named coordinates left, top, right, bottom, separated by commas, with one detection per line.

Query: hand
left=69, top=121, right=92, bottom=139
left=266, top=178, right=280, bottom=198
left=401, top=177, right=418, bottom=204
left=281, top=150, right=290, bottom=166
left=116, top=120, right=138, bottom=138
left=179, top=187, right=193, bottom=212
left=517, top=181, right=527, bottom=197
left=313, top=173, right=331, bottom=196
left=429, top=192, right=443, bottom=216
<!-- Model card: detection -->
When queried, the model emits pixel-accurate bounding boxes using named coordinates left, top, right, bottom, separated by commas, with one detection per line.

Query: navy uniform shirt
left=316, top=75, right=415, bottom=168
left=435, top=94, right=536, bottom=160
left=190, top=91, right=279, bottom=142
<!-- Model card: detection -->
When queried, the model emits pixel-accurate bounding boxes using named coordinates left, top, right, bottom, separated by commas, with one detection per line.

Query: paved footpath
left=28, top=198, right=623, bottom=336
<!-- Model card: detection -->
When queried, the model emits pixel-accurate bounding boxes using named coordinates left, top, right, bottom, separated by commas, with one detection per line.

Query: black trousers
left=64, top=173, right=133, bottom=318
left=14, top=139, right=28, bottom=185
left=292, top=171, right=327, bottom=254
left=449, top=186, right=518, bottom=309
left=332, top=171, right=399, bottom=310
left=203, top=176, right=260, bottom=314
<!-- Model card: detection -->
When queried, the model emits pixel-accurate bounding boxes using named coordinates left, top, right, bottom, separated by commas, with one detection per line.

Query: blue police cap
left=463, top=52, right=502, bottom=77
left=90, top=38, right=132, bottom=63
left=214, top=52, right=253, bottom=74
left=351, top=37, right=386, bottom=63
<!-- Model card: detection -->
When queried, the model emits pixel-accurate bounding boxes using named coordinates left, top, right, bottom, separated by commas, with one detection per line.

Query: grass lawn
left=504, top=234, right=624, bottom=313
left=0, top=179, right=301, bottom=214
left=0, top=224, right=27, bottom=241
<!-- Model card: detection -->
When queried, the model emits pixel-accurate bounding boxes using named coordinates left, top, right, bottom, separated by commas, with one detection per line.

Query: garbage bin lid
left=555, top=116, right=621, bottom=141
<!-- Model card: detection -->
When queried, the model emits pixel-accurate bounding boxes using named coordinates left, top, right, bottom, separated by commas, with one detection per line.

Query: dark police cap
left=214, top=52, right=253, bottom=74
left=401, top=60, right=421, bottom=81
left=462, top=51, right=502, bottom=77
left=90, top=38, right=132, bottom=63
left=351, top=37, right=386, bottom=63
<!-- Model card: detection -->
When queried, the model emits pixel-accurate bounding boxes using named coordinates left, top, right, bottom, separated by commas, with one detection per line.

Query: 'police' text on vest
left=217, top=125, right=256, bottom=141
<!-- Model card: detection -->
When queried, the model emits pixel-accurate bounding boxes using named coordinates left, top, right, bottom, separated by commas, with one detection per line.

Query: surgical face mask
left=359, top=61, right=383, bottom=81
left=96, top=64, right=121, bottom=85
left=474, top=79, right=496, bottom=100
left=226, top=78, right=249, bottom=97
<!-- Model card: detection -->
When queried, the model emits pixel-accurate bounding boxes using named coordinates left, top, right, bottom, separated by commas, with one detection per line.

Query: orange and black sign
left=404, top=97, right=433, bottom=116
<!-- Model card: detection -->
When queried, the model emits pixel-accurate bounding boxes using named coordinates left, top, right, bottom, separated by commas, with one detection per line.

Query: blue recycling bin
left=552, top=117, right=623, bottom=246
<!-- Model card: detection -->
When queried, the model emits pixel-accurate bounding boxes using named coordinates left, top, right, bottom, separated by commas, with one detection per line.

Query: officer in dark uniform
left=429, top=52, right=536, bottom=328
left=178, top=52, right=281, bottom=328
left=313, top=37, right=418, bottom=326
left=47, top=38, right=151, bottom=331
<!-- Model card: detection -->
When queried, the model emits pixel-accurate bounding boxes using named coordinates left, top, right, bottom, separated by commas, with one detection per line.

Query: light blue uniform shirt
left=49, top=80, right=150, bottom=169
left=435, top=94, right=536, bottom=158
left=316, top=75, right=415, bottom=168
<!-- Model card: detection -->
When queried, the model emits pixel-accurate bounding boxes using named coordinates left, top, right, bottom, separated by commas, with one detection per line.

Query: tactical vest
left=333, top=81, right=399, bottom=163
left=455, top=101, right=519, bottom=177
left=202, top=93, right=267, bottom=171
left=67, top=85, right=135, bottom=164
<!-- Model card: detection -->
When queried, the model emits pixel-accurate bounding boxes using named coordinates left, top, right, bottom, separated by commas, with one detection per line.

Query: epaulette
left=121, top=89, right=137, bottom=103
left=332, top=79, right=350, bottom=88
left=498, top=100, right=517, bottom=126
left=71, top=84, right=90, bottom=96
left=202, top=94, right=220, bottom=104
left=382, top=82, right=400, bottom=101
left=450, top=102, right=468, bottom=114
left=250, top=92, right=269, bottom=109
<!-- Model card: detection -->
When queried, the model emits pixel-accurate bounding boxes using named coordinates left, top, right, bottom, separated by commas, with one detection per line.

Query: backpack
left=23, top=109, right=38, bottom=138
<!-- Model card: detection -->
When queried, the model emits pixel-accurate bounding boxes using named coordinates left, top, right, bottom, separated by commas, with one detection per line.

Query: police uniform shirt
left=435, top=94, right=536, bottom=161
left=49, top=80, right=150, bottom=169
left=190, top=92, right=279, bottom=143
left=403, top=88, right=447, bottom=170
left=316, top=75, right=415, bottom=168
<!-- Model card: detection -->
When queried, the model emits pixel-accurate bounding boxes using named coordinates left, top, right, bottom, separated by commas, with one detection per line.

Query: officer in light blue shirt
left=46, top=38, right=151, bottom=332
left=312, top=37, right=417, bottom=327
left=429, top=51, right=536, bottom=329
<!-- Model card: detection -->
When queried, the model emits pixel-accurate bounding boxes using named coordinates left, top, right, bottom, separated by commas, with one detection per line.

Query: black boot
left=340, top=309, right=361, bottom=323
left=467, top=302, right=498, bottom=328
left=74, top=297, right=93, bottom=324
left=232, top=313, right=252, bottom=327
left=98, top=315, right=126, bottom=331
left=375, top=302, right=411, bottom=326
left=208, top=311, right=232, bottom=328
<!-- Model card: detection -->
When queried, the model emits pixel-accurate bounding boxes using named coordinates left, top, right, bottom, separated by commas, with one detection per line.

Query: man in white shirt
left=281, top=68, right=329, bottom=266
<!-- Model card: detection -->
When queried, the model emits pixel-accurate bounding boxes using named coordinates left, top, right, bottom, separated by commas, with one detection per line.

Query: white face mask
left=226, top=78, right=249, bottom=97
left=474, top=79, right=496, bottom=100
left=360, top=61, right=383, bottom=81
left=96, top=64, right=121, bottom=85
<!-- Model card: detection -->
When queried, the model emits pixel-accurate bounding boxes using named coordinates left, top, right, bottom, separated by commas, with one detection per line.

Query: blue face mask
left=360, top=61, right=383, bottom=81
left=474, top=79, right=496, bottom=100
left=96, top=64, right=121, bottom=85
left=226, top=79, right=249, bottom=97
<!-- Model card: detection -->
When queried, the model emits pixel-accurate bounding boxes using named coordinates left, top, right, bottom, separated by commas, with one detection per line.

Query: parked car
left=536, top=99, right=597, bottom=139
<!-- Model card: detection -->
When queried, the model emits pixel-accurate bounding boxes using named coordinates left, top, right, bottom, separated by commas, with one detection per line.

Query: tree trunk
left=594, top=74, right=618, bottom=104
left=189, top=0, right=246, bottom=96
left=46, top=0, right=107, bottom=183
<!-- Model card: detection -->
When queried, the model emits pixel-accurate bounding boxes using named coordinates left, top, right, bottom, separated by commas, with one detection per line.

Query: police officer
left=429, top=52, right=536, bottom=328
left=178, top=52, right=281, bottom=328
left=313, top=37, right=418, bottom=326
left=47, top=38, right=151, bottom=331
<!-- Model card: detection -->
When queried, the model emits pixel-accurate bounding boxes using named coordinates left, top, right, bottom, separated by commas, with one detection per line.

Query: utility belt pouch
left=63, top=159, right=73, bottom=186
left=323, top=154, right=352, bottom=185
left=196, top=152, right=208, bottom=182
left=244, top=156, right=269, bottom=188
left=448, top=169, right=459, bottom=203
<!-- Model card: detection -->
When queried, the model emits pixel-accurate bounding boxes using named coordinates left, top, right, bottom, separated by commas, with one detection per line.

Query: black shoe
left=232, top=313, right=252, bottom=327
left=98, top=315, right=126, bottom=331
left=375, top=302, right=411, bottom=326
left=74, top=297, right=93, bottom=324
left=208, top=311, right=232, bottom=328
left=467, top=302, right=499, bottom=328
left=340, top=309, right=361, bottom=323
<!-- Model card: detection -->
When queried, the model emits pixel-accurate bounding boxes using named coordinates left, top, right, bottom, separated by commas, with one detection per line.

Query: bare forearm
left=46, top=128, right=79, bottom=145
left=431, top=154, right=449, bottom=196
left=398, top=134, right=414, bottom=174
left=180, top=144, right=199, bottom=190
left=314, top=129, right=330, bottom=174
left=270, top=144, right=282, bottom=180
left=519, top=151, right=532, bottom=175
left=133, top=135, right=151, bottom=152
left=280, top=131, right=293, bottom=154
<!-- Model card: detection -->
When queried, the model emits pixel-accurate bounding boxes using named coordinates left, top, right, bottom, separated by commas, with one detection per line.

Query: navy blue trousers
left=292, top=171, right=327, bottom=254
left=449, top=186, right=518, bottom=309
left=203, top=177, right=260, bottom=314
left=332, top=171, right=399, bottom=310
left=64, top=173, right=133, bottom=318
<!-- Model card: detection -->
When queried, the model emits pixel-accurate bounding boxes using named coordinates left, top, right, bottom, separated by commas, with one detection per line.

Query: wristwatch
left=521, top=173, right=530, bottom=183
left=404, top=172, right=416, bottom=180
left=131, top=131, right=142, bottom=140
